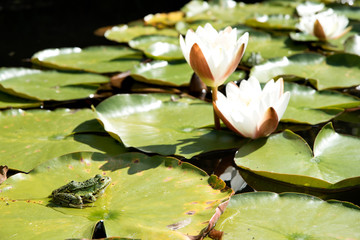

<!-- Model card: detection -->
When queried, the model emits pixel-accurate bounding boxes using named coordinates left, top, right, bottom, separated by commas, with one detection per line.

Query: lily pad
left=0, top=109, right=127, bottom=172
left=235, top=123, right=360, bottom=197
left=0, top=201, right=95, bottom=239
left=0, top=68, right=109, bottom=101
left=95, top=94, right=245, bottom=158
left=212, top=192, right=360, bottom=239
left=202, top=2, right=295, bottom=25
left=0, top=91, right=41, bottom=109
left=130, top=60, right=193, bottom=86
left=245, top=14, right=298, bottom=31
left=237, top=28, right=308, bottom=64
left=250, top=52, right=360, bottom=90
left=104, top=25, right=178, bottom=43
left=331, top=4, right=360, bottom=21
left=0, top=151, right=232, bottom=239
left=130, top=60, right=246, bottom=87
left=129, top=35, right=183, bottom=60
left=282, top=82, right=360, bottom=125
left=31, top=46, right=143, bottom=73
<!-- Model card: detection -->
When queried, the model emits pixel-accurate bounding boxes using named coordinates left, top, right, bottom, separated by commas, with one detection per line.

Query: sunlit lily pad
left=235, top=123, right=360, bottom=197
left=104, top=25, right=178, bottom=43
left=245, top=14, right=298, bottom=30
left=236, top=28, right=308, bottom=64
left=250, top=52, right=360, bottom=90
left=190, top=2, right=295, bottom=25
left=0, top=109, right=126, bottom=172
left=31, top=46, right=142, bottom=73
left=95, top=94, right=245, bottom=158
left=0, top=68, right=108, bottom=101
left=212, top=192, right=360, bottom=239
left=282, top=82, right=360, bottom=124
left=129, top=35, right=183, bottom=60
left=0, top=91, right=41, bottom=109
left=0, top=151, right=232, bottom=239
left=130, top=60, right=193, bottom=86
left=0, top=201, right=95, bottom=239
left=130, top=60, right=245, bottom=86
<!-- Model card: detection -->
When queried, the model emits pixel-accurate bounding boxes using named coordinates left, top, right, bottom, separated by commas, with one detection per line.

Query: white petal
left=274, top=91, right=291, bottom=120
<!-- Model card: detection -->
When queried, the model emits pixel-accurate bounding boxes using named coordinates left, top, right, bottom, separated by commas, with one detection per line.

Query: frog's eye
left=100, top=178, right=105, bottom=182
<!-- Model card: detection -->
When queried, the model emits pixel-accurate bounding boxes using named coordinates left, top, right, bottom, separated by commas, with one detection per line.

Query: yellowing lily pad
left=0, top=109, right=126, bottom=172
left=212, top=192, right=360, bottom=239
left=31, top=46, right=142, bottom=73
left=104, top=25, right=178, bottom=43
left=0, top=68, right=108, bottom=101
left=95, top=94, right=245, bottom=158
left=235, top=123, right=360, bottom=198
left=0, top=151, right=232, bottom=239
left=250, top=53, right=360, bottom=90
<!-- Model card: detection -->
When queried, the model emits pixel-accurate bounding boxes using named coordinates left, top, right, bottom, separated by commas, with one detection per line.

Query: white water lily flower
left=179, top=23, right=249, bottom=88
left=296, top=1, right=324, bottom=17
left=213, top=77, right=290, bottom=139
left=297, top=9, right=351, bottom=40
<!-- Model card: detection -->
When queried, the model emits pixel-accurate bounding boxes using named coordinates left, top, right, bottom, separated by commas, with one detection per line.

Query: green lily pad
left=130, top=60, right=246, bottom=87
left=212, top=192, right=360, bottom=239
left=31, top=46, right=142, bottom=73
left=0, top=201, right=95, bottom=239
left=200, top=2, right=295, bottom=25
left=237, top=28, right=308, bottom=64
left=104, top=25, right=178, bottom=43
left=282, top=82, right=360, bottom=125
left=245, top=14, right=298, bottom=31
left=0, top=91, right=41, bottom=109
left=0, top=68, right=108, bottom=101
left=0, top=109, right=127, bottom=172
left=95, top=94, right=245, bottom=158
left=0, top=151, right=232, bottom=239
left=235, top=123, right=360, bottom=197
left=129, top=35, right=183, bottom=60
left=250, top=52, right=360, bottom=90
left=130, top=60, right=193, bottom=86
left=331, top=3, right=360, bottom=21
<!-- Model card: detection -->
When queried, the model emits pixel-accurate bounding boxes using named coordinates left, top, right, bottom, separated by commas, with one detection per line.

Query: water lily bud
left=297, top=9, right=351, bottom=41
left=213, top=77, right=290, bottom=139
left=179, top=23, right=249, bottom=88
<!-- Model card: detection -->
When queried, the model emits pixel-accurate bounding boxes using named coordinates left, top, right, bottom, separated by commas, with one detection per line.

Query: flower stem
left=212, top=87, right=221, bottom=130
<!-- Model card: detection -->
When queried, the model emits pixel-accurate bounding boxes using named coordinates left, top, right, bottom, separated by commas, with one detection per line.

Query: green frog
left=51, top=174, right=111, bottom=208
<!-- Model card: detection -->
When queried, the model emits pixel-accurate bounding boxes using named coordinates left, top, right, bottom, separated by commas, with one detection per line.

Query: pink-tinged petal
left=218, top=43, right=245, bottom=85
left=313, top=19, right=326, bottom=40
left=277, top=78, right=284, bottom=98
left=213, top=100, right=244, bottom=136
left=334, top=26, right=352, bottom=40
left=189, top=43, right=215, bottom=86
left=255, top=107, right=279, bottom=139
